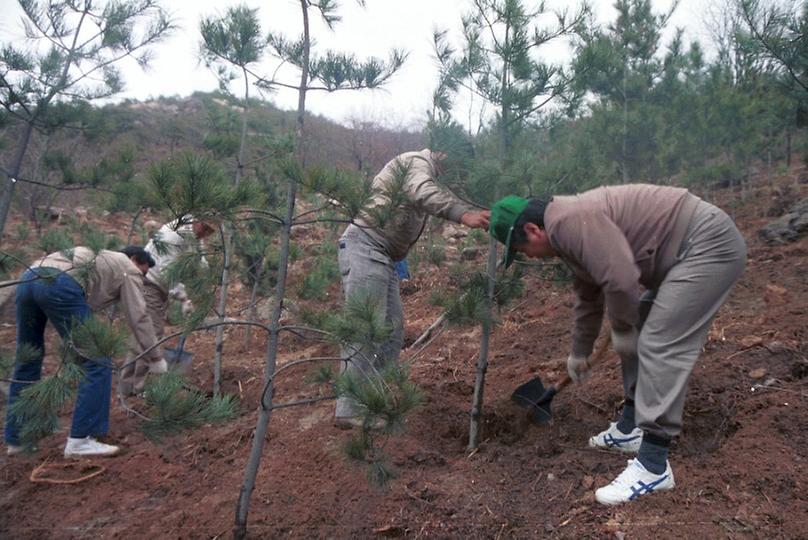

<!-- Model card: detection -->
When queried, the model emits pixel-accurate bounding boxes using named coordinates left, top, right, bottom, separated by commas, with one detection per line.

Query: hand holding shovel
left=511, top=333, right=612, bottom=425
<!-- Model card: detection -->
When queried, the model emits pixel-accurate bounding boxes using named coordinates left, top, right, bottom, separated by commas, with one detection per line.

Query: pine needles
left=432, top=264, right=525, bottom=326
left=146, top=151, right=260, bottom=224
left=141, top=372, right=238, bottom=441
left=337, top=363, right=423, bottom=486
left=8, top=362, right=84, bottom=449
left=70, top=316, right=129, bottom=360
left=326, top=289, right=392, bottom=348
left=163, top=250, right=219, bottom=331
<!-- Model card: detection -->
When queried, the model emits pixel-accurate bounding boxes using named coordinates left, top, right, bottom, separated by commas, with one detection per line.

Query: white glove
left=181, top=299, right=194, bottom=316
left=612, top=327, right=639, bottom=360
left=567, top=353, right=591, bottom=384
left=149, top=358, right=168, bottom=374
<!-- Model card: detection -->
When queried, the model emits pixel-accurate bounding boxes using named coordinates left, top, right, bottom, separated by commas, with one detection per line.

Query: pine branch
left=8, top=361, right=83, bottom=448
left=141, top=372, right=238, bottom=441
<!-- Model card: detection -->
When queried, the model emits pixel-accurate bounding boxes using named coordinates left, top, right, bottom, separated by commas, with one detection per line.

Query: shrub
left=38, top=228, right=72, bottom=253
left=684, top=163, right=744, bottom=189
left=297, top=256, right=339, bottom=301
left=425, top=243, right=446, bottom=267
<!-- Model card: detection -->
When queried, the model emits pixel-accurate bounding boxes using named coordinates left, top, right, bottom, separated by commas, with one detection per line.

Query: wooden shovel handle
left=554, top=332, right=613, bottom=393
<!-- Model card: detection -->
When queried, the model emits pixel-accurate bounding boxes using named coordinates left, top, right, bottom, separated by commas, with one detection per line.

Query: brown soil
left=2, top=170, right=808, bottom=539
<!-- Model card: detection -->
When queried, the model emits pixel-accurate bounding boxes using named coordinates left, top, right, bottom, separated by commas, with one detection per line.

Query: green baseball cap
left=489, top=195, right=529, bottom=268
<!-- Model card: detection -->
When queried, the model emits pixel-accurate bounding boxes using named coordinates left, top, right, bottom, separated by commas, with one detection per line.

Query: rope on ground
left=29, top=459, right=106, bottom=484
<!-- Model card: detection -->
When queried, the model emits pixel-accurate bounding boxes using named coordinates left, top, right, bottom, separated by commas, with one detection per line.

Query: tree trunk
left=786, top=128, right=791, bottom=168
left=212, top=69, right=251, bottom=395
left=0, top=8, right=88, bottom=243
left=0, top=121, right=35, bottom=246
left=468, top=37, right=508, bottom=449
left=212, top=224, right=232, bottom=397
left=244, top=257, right=265, bottom=348
left=127, top=207, right=146, bottom=245
left=621, top=60, right=630, bottom=183
left=233, top=177, right=296, bottom=540
left=233, top=3, right=309, bottom=537
left=235, top=67, right=250, bottom=186
left=468, top=236, right=497, bottom=450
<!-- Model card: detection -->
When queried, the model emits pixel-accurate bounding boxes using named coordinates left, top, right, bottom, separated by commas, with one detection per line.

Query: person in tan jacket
left=4, top=246, right=167, bottom=458
left=490, top=184, right=746, bottom=505
left=119, top=215, right=214, bottom=396
left=335, top=149, right=490, bottom=428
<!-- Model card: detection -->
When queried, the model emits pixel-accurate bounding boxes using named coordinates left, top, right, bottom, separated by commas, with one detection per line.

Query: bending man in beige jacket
left=336, top=149, right=489, bottom=428
left=4, top=246, right=167, bottom=458
left=490, top=184, right=746, bottom=505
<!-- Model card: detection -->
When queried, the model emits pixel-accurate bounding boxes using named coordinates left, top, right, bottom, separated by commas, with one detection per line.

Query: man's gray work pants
left=624, top=200, right=747, bottom=440
left=335, top=225, right=404, bottom=419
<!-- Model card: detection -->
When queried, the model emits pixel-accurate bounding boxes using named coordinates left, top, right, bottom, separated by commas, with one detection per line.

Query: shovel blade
left=164, top=347, right=193, bottom=374
left=511, top=377, right=546, bottom=408
left=511, top=376, right=554, bottom=425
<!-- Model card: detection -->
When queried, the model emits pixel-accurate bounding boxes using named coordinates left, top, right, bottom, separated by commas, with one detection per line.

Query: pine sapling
left=141, top=372, right=238, bottom=441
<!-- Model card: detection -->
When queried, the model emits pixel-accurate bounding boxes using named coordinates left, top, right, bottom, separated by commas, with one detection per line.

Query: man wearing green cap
left=335, top=149, right=490, bottom=429
left=490, top=184, right=746, bottom=505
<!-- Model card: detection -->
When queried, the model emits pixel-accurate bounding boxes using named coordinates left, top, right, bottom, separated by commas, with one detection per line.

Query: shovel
left=164, top=335, right=193, bottom=375
left=511, top=334, right=612, bottom=425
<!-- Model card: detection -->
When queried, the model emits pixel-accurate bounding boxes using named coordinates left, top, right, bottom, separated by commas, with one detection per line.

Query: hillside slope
left=0, top=165, right=807, bottom=538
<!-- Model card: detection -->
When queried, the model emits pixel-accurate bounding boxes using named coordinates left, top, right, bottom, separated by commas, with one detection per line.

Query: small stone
left=765, top=284, right=787, bottom=295
left=740, top=335, right=763, bottom=348
left=748, top=367, right=768, bottom=379
left=615, top=532, right=626, bottom=540
left=764, top=341, right=788, bottom=354
left=547, top=473, right=556, bottom=481
left=461, top=247, right=481, bottom=261
left=442, top=224, right=468, bottom=240
left=582, top=475, right=595, bottom=489
left=575, top=491, right=596, bottom=504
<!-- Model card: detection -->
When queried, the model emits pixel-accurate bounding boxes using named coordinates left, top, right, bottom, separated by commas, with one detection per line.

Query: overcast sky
left=0, top=0, right=711, bottom=129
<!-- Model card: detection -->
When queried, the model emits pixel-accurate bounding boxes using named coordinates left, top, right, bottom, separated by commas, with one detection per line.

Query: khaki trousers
left=623, top=201, right=747, bottom=439
left=335, top=225, right=404, bottom=418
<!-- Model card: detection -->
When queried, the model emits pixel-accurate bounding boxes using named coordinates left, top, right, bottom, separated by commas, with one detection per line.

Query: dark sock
left=615, top=399, right=636, bottom=434
left=638, top=433, right=670, bottom=475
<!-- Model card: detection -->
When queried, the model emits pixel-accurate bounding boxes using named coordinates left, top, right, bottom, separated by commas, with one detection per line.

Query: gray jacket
left=351, top=149, right=476, bottom=261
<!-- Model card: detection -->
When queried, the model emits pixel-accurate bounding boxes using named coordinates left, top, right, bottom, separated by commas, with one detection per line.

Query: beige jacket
left=353, top=149, right=476, bottom=261
left=33, top=247, right=162, bottom=363
left=544, top=184, right=699, bottom=358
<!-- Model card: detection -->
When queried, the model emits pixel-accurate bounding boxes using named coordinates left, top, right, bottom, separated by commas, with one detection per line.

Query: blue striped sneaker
left=595, top=458, right=675, bottom=505
left=589, top=422, right=643, bottom=453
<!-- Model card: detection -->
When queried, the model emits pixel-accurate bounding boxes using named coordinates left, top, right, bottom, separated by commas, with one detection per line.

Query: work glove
left=612, top=327, right=639, bottom=360
left=567, top=353, right=591, bottom=384
left=181, top=299, right=194, bottom=316
left=149, top=358, right=168, bottom=374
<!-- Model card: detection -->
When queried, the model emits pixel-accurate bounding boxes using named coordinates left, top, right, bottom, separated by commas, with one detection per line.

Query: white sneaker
left=589, top=422, right=643, bottom=453
left=595, top=458, right=675, bottom=505
left=64, top=436, right=120, bottom=458
left=6, top=444, right=24, bottom=456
